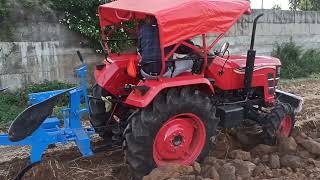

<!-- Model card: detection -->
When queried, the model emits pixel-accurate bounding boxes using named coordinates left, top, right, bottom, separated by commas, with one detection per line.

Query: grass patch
left=0, top=81, right=75, bottom=129
left=0, top=92, right=25, bottom=127
left=272, top=41, right=320, bottom=79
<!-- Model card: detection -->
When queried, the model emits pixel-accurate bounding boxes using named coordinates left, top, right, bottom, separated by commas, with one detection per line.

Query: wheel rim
left=276, top=115, right=292, bottom=137
left=153, top=113, right=206, bottom=166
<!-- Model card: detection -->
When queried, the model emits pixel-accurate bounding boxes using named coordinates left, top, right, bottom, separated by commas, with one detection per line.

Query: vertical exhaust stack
left=244, top=13, right=264, bottom=96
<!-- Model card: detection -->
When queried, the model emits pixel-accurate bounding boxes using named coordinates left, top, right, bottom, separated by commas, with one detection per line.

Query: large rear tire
left=261, top=103, right=295, bottom=145
left=125, top=87, right=220, bottom=179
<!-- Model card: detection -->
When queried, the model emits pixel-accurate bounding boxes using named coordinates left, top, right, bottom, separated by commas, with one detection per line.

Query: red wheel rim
left=153, top=113, right=206, bottom=166
left=276, top=115, right=292, bottom=137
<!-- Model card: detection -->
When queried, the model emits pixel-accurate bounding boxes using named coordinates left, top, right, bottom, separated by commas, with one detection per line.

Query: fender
left=94, top=54, right=139, bottom=96
left=276, top=89, right=304, bottom=114
left=125, top=74, right=214, bottom=108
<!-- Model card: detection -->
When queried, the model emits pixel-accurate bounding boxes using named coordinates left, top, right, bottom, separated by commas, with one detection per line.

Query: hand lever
left=77, top=51, right=84, bottom=64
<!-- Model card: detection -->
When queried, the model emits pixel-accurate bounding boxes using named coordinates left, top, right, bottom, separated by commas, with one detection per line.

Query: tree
left=272, top=4, right=282, bottom=10
left=300, top=0, right=320, bottom=11
left=289, top=0, right=320, bottom=11
left=51, top=0, right=134, bottom=52
left=52, top=0, right=107, bottom=43
left=289, top=0, right=299, bottom=10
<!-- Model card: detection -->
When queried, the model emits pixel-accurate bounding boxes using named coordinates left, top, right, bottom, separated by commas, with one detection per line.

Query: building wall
left=202, top=9, right=320, bottom=55
left=0, top=1, right=101, bottom=90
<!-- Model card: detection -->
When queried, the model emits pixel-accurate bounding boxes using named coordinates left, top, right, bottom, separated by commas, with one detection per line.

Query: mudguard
left=125, top=75, right=214, bottom=108
left=276, top=89, right=304, bottom=114
left=94, top=54, right=139, bottom=97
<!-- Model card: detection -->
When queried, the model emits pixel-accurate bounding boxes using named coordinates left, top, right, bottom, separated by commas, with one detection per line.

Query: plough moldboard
left=0, top=52, right=95, bottom=166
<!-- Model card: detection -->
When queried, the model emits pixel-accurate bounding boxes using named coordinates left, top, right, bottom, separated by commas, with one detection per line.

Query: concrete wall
left=1, top=6, right=320, bottom=89
left=0, top=1, right=102, bottom=90
left=205, top=9, right=320, bottom=55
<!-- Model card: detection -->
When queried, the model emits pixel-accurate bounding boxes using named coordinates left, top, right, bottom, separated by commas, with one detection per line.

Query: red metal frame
left=202, top=34, right=208, bottom=75
left=96, top=20, right=281, bottom=107
left=102, top=24, right=137, bottom=54
left=164, top=42, right=182, bottom=60
left=159, top=34, right=223, bottom=76
left=125, top=75, right=214, bottom=108
left=95, top=0, right=281, bottom=108
left=207, top=34, right=224, bottom=52
left=153, top=113, right=206, bottom=166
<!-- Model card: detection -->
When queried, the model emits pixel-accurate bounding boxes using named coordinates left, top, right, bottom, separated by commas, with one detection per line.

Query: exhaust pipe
left=244, top=13, right=264, bottom=96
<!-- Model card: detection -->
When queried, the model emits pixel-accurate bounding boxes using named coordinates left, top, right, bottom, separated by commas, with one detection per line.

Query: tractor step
left=216, top=105, right=244, bottom=128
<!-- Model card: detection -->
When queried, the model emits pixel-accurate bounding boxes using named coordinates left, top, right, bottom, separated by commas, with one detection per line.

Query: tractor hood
left=226, top=55, right=281, bottom=69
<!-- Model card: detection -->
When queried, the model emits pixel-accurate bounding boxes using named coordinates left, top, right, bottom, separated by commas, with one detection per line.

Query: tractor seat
left=140, top=68, right=160, bottom=80
left=140, top=54, right=194, bottom=79
left=127, top=54, right=196, bottom=80
left=163, top=59, right=193, bottom=78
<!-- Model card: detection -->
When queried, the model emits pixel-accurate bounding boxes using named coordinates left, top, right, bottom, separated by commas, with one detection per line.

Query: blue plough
left=0, top=52, right=95, bottom=164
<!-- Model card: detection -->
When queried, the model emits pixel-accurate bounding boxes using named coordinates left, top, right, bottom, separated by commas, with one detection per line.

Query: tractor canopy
left=99, top=0, right=251, bottom=47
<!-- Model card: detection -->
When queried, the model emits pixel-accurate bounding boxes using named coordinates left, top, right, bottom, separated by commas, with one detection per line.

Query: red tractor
left=89, top=0, right=303, bottom=178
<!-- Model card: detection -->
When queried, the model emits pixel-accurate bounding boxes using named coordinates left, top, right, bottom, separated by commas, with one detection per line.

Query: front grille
left=268, top=73, right=275, bottom=95
left=275, top=66, right=281, bottom=87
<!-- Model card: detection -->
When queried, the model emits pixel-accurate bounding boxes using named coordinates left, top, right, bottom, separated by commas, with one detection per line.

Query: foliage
left=50, top=0, right=137, bottom=52
left=272, top=41, right=320, bottom=79
left=289, top=0, right=320, bottom=11
left=0, top=81, right=75, bottom=127
left=0, top=0, right=8, bottom=19
left=289, top=0, right=297, bottom=10
left=272, top=4, right=282, bottom=10
left=20, top=80, right=75, bottom=105
left=301, top=49, right=320, bottom=74
left=51, top=0, right=106, bottom=42
left=0, top=92, right=26, bottom=127
left=0, top=0, right=13, bottom=41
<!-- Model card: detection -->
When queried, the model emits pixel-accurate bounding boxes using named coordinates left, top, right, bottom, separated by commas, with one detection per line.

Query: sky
left=250, top=0, right=290, bottom=10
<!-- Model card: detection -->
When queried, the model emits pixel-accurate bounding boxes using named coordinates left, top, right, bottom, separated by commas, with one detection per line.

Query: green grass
left=0, top=81, right=75, bottom=128
left=272, top=41, right=320, bottom=79
left=0, top=92, right=26, bottom=127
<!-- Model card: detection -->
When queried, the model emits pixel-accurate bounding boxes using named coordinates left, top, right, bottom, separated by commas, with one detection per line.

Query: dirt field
left=1, top=79, right=320, bottom=180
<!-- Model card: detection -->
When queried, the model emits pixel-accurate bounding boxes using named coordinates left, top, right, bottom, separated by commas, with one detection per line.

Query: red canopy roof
left=99, top=0, right=251, bottom=47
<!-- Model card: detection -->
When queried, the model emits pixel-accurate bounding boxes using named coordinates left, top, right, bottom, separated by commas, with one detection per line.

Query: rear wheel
left=125, top=87, right=220, bottom=179
left=261, top=103, right=295, bottom=145
left=153, top=113, right=206, bottom=166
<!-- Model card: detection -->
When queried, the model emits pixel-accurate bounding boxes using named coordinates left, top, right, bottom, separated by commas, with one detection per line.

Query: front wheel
left=125, top=87, right=220, bottom=179
left=261, top=103, right=295, bottom=145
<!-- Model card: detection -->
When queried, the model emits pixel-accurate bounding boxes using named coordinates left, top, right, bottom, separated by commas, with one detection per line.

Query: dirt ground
left=1, top=79, right=320, bottom=180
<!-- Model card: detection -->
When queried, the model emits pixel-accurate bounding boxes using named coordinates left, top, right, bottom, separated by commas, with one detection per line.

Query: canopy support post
left=202, top=34, right=208, bottom=75
left=207, top=33, right=224, bottom=52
